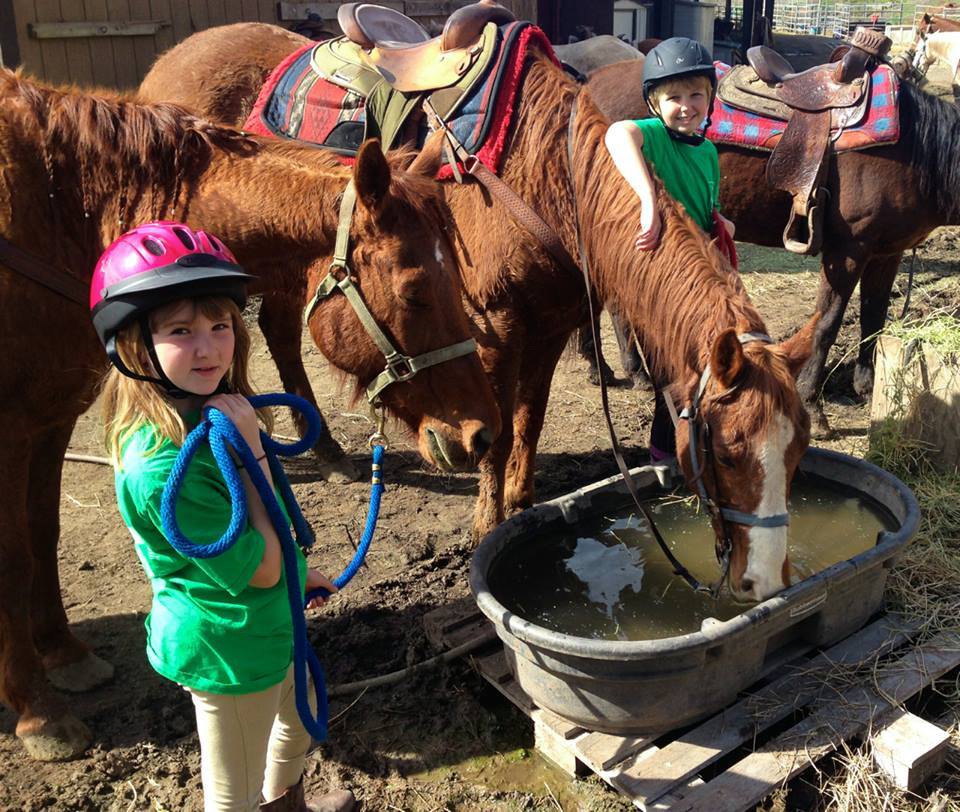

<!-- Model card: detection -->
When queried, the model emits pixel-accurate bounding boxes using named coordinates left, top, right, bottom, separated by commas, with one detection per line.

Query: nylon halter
left=679, top=332, right=792, bottom=574
left=303, top=180, right=478, bottom=405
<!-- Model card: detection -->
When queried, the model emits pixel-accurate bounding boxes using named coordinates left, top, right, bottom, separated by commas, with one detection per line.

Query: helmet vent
left=172, top=227, right=195, bottom=250
left=141, top=237, right=165, bottom=256
left=209, top=236, right=222, bottom=251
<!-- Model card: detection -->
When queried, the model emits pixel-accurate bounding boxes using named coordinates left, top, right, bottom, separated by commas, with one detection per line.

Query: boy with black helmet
left=604, top=36, right=735, bottom=256
left=605, top=37, right=736, bottom=462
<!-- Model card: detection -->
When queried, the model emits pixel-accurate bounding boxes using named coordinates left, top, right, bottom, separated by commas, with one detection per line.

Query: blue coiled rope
left=159, top=392, right=385, bottom=741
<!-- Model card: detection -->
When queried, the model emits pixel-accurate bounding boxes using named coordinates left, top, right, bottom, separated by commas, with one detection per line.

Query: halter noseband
left=678, top=332, right=791, bottom=577
left=303, top=180, right=478, bottom=406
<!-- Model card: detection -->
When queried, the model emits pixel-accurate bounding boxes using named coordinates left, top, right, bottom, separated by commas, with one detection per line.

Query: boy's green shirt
left=114, top=420, right=306, bottom=694
left=633, top=117, right=720, bottom=232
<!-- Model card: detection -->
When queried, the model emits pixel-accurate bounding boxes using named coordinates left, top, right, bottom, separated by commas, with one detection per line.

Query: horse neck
left=184, top=147, right=346, bottom=264
left=570, top=91, right=767, bottom=385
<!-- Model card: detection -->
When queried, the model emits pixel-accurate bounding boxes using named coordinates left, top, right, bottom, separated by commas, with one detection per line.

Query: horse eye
left=717, top=454, right=736, bottom=469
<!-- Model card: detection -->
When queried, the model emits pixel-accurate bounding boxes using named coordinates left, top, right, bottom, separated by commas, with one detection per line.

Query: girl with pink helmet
left=92, top=222, right=354, bottom=812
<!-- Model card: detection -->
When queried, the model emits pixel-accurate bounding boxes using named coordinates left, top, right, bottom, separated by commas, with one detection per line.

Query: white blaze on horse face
left=434, top=238, right=445, bottom=265
left=742, top=412, right=794, bottom=601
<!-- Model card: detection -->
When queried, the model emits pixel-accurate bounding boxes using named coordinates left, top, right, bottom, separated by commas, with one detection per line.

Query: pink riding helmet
left=90, top=221, right=254, bottom=349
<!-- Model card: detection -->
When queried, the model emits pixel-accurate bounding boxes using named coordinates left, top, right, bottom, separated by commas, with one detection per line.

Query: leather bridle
left=304, top=179, right=479, bottom=406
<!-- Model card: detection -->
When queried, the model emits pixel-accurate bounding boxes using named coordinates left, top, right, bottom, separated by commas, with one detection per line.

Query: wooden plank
left=617, top=614, right=918, bottom=807
left=82, top=0, right=115, bottom=87
left=58, top=0, right=94, bottom=89
left=104, top=0, right=137, bottom=88
left=574, top=729, right=655, bottom=773
left=147, top=0, right=175, bottom=58
left=472, top=647, right=512, bottom=684
left=871, top=708, right=950, bottom=791
left=277, top=1, right=402, bottom=20
left=34, top=0, right=71, bottom=83
left=126, top=0, right=154, bottom=86
left=27, top=17, right=166, bottom=36
left=533, top=712, right=590, bottom=777
left=669, top=630, right=960, bottom=812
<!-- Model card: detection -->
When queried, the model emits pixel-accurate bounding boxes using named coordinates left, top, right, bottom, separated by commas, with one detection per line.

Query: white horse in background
left=915, top=30, right=960, bottom=83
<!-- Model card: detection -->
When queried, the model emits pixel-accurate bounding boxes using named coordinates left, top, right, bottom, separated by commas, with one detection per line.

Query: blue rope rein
left=159, top=393, right=385, bottom=741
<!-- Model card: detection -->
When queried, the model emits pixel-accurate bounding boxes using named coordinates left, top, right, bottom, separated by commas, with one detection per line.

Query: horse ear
left=408, top=131, right=444, bottom=178
left=354, top=139, right=392, bottom=211
left=777, top=312, right=820, bottom=378
left=709, top=328, right=746, bottom=388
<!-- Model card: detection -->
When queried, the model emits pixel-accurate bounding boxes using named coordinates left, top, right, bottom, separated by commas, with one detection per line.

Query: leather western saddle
left=337, top=0, right=516, bottom=93
left=717, top=27, right=891, bottom=254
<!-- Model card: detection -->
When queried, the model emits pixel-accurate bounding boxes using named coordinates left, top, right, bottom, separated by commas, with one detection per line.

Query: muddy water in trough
left=488, top=473, right=897, bottom=641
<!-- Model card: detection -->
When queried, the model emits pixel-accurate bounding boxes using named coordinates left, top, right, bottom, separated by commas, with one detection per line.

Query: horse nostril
left=740, top=577, right=755, bottom=594
left=471, top=426, right=494, bottom=458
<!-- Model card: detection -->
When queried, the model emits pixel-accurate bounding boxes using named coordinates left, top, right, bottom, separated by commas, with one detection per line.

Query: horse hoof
left=17, top=714, right=91, bottom=762
left=46, top=651, right=114, bottom=693
left=587, top=368, right=602, bottom=386
left=629, top=373, right=653, bottom=392
left=811, top=415, right=835, bottom=440
left=317, top=457, right=361, bottom=483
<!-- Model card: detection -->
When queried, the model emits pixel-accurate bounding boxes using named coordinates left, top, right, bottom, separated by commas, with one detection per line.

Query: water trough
left=469, top=447, right=920, bottom=734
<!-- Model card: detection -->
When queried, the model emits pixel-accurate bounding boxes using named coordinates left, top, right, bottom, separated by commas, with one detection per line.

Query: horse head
left=673, top=319, right=816, bottom=602
left=305, top=139, right=501, bottom=471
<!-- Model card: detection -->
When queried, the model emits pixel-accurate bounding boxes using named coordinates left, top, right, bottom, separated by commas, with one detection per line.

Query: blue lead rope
left=159, top=392, right=385, bottom=741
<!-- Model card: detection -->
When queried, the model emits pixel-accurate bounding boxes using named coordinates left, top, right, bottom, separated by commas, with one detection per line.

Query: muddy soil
left=3, top=68, right=959, bottom=812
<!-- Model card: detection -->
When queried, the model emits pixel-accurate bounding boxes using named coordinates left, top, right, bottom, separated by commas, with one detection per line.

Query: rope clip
left=368, top=405, right=389, bottom=449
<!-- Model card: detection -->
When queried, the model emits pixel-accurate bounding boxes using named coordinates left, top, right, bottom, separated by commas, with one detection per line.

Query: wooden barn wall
left=10, top=0, right=277, bottom=88
left=7, top=0, right=539, bottom=90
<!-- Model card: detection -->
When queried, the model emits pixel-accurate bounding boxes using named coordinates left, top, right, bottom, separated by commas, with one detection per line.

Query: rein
left=303, top=179, right=479, bottom=405
left=161, top=392, right=384, bottom=741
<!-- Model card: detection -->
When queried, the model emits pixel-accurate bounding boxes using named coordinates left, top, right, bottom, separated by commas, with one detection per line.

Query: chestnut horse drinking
left=140, top=17, right=814, bottom=603
left=0, top=69, right=499, bottom=760
left=584, top=56, right=960, bottom=435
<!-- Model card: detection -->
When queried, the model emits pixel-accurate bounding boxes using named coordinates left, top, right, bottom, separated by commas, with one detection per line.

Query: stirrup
left=782, top=187, right=827, bottom=255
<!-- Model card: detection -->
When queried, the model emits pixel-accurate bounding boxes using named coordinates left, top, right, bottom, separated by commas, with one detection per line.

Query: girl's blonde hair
left=649, top=74, right=714, bottom=114
left=102, top=296, right=273, bottom=465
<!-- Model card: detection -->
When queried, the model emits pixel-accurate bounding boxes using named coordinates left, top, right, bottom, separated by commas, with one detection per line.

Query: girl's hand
left=719, top=213, right=736, bottom=239
left=205, top=393, right=263, bottom=455
left=305, top=568, right=338, bottom=611
left=635, top=207, right=662, bottom=251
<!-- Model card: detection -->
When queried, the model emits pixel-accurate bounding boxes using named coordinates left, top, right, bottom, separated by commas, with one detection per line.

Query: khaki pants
left=186, top=666, right=314, bottom=812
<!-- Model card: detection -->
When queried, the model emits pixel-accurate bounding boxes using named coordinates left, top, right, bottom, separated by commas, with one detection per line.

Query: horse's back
left=139, top=22, right=309, bottom=124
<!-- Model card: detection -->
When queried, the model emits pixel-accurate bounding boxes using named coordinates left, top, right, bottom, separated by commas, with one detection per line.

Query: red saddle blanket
left=243, top=21, right=557, bottom=179
left=705, top=62, right=900, bottom=152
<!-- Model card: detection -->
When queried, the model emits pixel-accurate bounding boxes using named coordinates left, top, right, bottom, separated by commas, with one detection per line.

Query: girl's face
left=653, top=81, right=710, bottom=135
left=150, top=299, right=236, bottom=398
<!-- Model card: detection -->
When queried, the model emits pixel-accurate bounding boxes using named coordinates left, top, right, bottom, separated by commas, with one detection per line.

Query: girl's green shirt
left=634, top=117, right=720, bottom=232
left=114, top=420, right=306, bottom=694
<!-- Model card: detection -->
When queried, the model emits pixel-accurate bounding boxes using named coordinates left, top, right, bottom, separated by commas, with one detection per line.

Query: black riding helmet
left=642, top=37, right=717, bottom=145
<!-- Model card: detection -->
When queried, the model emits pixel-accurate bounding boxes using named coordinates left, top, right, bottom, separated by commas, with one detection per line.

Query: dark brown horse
left=140, top=22, right=816, bottom=607
left=584, top=56, right=960, bottom=435
left=0, top=69, right=500, bottom=761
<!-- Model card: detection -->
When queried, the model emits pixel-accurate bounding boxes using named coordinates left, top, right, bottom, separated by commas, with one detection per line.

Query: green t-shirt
left=633, top=117, right=720, bottom=232
left=114, top=421, right=306, bottom=694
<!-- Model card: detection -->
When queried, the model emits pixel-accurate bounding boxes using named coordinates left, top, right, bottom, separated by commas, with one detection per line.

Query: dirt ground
left=3, top=71, right=960, bottom=812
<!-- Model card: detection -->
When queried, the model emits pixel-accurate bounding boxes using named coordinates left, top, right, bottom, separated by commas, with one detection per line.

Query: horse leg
left=258, top=292, right=360, bottom=483
left=610, top=309, right=649, bottom=389
left=472, top=343, right=521, bottom=540
left=577, top=311, right=617, bottom=386
left=797, top=251, right=863, bottom=438
left=504, top=334, right=569, bottom=515
left=854, top=253, right=903, bottom=399
left=0, top=439, right=90, bottom=762
left=29, top=421, right=113, bottom=693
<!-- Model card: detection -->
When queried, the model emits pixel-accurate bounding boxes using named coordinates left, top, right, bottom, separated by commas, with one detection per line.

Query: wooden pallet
left=424, top=604, right=960, bottom=811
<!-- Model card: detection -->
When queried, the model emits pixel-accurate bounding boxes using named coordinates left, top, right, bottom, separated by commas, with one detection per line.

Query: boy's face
left=652, top=78, right=711, bottom=136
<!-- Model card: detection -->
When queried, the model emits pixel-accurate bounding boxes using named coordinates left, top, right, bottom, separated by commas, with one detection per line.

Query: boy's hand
left=635, top=208, right=662, bottom=251
left=718, top=213, right=736, bottom=239
left=305, top=567, right=338, bottom=610
left=205, top=394, right=264, bottom=456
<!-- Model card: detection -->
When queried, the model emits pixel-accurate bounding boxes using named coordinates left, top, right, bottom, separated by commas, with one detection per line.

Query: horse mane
left=0, top=68, right=259, bottom=239
left=899, top=78, right=960, bottom=221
